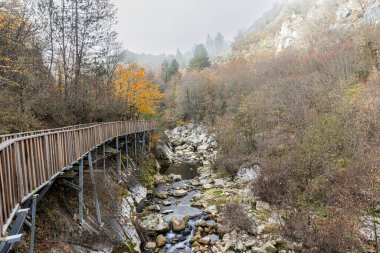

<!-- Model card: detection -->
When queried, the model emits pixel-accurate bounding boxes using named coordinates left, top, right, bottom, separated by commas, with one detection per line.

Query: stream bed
left=139, top=162, right=219, bottom=253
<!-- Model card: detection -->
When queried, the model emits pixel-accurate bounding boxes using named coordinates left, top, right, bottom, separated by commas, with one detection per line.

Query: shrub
left=218, top=203, right=256, bottom=234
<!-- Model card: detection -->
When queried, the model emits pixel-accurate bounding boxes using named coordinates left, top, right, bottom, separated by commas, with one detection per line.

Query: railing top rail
left=0, top=120, right=152, bottom=143
left=0, top=122, right=99, bottom=139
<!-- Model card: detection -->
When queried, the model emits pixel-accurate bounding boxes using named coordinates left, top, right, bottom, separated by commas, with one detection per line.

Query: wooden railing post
left=14, top=142, right=24, bottom=201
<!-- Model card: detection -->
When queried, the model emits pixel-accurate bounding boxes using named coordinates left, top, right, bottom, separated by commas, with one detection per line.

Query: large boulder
left=234, top=165, right=260, bottom=184
left=170, top=216, right=188, bottom=232
left=138, top=213, right=169, bottom=233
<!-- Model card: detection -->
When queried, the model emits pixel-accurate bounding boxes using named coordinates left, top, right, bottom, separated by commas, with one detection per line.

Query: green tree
left=169, top=59, right=179, bottom=76
left=161, top=59, right=179, bottom=83
left=214, top=32, right=226, bottom=56
left=161, top=59, right=170, bottom=83
left=188, top=44, right=211, bottom=71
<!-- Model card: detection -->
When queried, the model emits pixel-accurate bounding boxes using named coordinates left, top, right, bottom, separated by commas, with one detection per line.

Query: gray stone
left=138, top=213, right=169, bottom=233
left=171, top=216, right=188, bottom=231
left=235, top=165, right=260, bottom=184
left=172, top=189, right=188, bottom=197
left=168, top=173, right=182, bottom=181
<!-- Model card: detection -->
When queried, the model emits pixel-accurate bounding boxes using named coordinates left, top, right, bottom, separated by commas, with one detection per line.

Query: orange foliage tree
left=114, top=63, right=163, bottom=118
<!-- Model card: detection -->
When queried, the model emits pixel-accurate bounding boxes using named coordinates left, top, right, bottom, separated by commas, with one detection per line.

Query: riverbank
left=136, top=124, right=303, bottom=253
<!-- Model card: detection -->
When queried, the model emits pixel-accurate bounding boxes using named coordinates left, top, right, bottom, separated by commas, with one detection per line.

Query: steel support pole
left=125, top=135, right=129, bottom=171
left=0, top=209, right=29, bottom=253
left=142, top=132, right=146, bottom=155
left=134, top=133, right=137, bottom=161
left=148, top=131, right=151, bottom=152
left=29, top=194, right=38, bottom=253
left=88, top=152, right=102, bottom=225
left=103, top=142, right=106, bottom=172
left=116, top=137, right=121, bottom=182
left=78, top=158, right=84, bottom=225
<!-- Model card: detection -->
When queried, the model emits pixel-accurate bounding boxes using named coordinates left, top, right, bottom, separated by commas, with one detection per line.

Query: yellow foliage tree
left=114, top=63, right=163, bottom=118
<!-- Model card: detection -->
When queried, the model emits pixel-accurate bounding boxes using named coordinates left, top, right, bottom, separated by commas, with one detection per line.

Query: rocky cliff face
left=229, top=0, right=380, bottom=58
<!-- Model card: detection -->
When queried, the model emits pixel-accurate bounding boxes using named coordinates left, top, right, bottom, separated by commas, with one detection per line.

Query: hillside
left=230, top=0, right=380, bottom=58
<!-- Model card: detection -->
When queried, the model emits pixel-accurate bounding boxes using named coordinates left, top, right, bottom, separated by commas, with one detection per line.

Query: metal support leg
left=148, top=131, right=151, bottom=152
left=88, top=152, right=102, bottom=225
left=0, top=208, right=29, bottom=253
left=142, top=132, right=146, bottom=155
left=134, top=133, right=137, bottom=162
left=79, top=159, right=84, bottom=225
left=125, top=135, right=129, bottom=171
left=29, top=195, right=38, bottom=253
left=103, top=143, right=106, bottom=170
left=116, top=137, right=121, bottom=182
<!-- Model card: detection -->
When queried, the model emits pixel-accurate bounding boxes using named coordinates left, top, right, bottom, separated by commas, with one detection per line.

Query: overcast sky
left=112, top=0, right=277, bottom=55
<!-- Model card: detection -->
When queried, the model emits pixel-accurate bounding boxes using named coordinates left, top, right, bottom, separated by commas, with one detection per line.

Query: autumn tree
left=114, top=63, right=163, bottom=119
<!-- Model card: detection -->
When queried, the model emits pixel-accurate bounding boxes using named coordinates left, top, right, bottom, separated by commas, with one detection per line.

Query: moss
left=140, top=155, right=158, bottom=192
left=112, top=240, right=139, bottom=253
left=261, top=223, right=279, bottom=235
left=345, top=84, right=365, bottom=97
left=203, top=188, right=224, bottom=197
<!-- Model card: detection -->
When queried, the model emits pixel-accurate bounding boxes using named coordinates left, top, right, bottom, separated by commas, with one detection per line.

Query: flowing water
left=142, top=162, right=219, bottom=253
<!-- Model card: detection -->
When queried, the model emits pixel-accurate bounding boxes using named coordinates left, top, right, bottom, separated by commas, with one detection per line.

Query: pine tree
left=161, top=59, right=170, bottom=83
left=188, top=44, right=211, bottom=71
left=214, top=32, right=226, bottom=56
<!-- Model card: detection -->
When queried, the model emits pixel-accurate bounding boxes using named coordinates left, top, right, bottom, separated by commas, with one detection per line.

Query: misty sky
left=113, top=0, right=277, bottom=55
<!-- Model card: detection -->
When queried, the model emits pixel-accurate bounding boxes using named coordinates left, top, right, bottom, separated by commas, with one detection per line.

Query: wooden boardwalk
left=0, top=121, right=155, bottom=242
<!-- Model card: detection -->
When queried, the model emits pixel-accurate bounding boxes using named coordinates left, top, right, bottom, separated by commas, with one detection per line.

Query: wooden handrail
left=0, top=123, right=101, bottom=144
left=0, top=120, right=156, bottom=236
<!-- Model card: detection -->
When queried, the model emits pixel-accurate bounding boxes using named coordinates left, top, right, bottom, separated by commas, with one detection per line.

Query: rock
left=147, top=205, right=160, bottom=212
left=156, top=234, right=167, bottom=247
left=162, top=210, right=174, bottom=214
left=198, top=144, right=209, bottom=150
left=199, top=236, right=211, bottom=245
left=192, top=193, right=202, bottom=201
left=259, top=242, right=276, bottom=253
left=202, top=184, right=213, bottom=190
left=138, top=213, right=169, bottom=233
left=213, top=178, right=226, bottom=188
left=204, top=205, right=218, bottom=216
left=360, top=216, right=380, bottom=242
left=162, top=201, right=172, bottom=206
left=130, top=184, right=148, bottom=205
left=156, top=191, right=168, bottom=199
left=171, top=216, right=188, bottom=232
left=168, top=173, right=182, bottom=182
left=154, top=174, right=168, bottom=185
left=256, top=201, right=271, bottom=211
left=191, top=201, right=204, bottom=208
left=245, top=238, right=257, bottom=248
left=234, top=165, right=260, bottom=184
left=145, top=241, right=156, bottom=250
left=172, top=189, right=188, bottom=197
left=251, top=247, right=266, bottom=253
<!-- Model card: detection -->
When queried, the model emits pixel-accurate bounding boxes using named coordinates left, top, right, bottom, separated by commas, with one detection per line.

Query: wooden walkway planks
left=0, top=120, right=155, bottom=236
